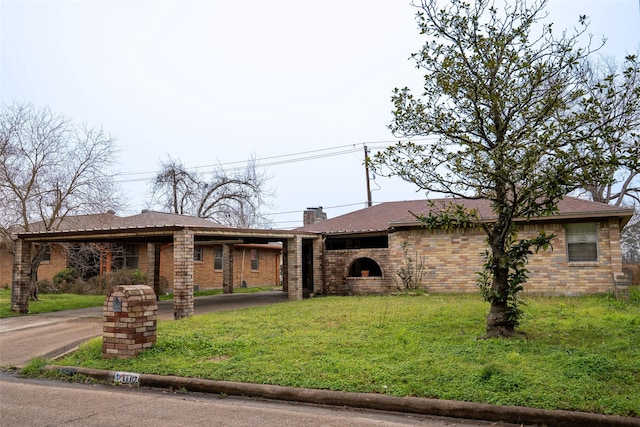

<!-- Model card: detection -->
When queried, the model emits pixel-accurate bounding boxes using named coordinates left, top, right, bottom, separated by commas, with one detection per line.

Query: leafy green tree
left=371, top=0, right=619, bottom=337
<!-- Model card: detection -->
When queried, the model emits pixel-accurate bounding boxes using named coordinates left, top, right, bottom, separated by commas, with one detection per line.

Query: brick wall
left=0, top=246, right=12, bottom=287
left=158, top=244, right=280, bottom=291
left=29, top=244, right=67, bottom=284
left=322, top=248, right=392, bottom=295
left=0, top=243, right=66, bottom=288
left=0, top=242, right=281, bottom=292
left=320, top=220, right=622, bottom=296
left=389, top=227, right=484, bottom=293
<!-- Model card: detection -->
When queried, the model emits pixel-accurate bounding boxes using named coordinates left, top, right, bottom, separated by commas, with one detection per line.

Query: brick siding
left=156, top=244, right=280, bottom=291
left=0, top=242, right=281, bottom=292
left=318, top=219, right=622, bottom=296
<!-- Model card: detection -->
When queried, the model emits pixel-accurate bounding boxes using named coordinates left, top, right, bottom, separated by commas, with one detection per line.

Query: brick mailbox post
left=103, top=285, right=157, bottom=359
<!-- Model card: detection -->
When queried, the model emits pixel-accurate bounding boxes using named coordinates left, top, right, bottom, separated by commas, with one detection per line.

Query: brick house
left=0, top=210, right=282, bottom=292
left=296, top=197, right=634, bottom=296
left=7, top=197, right=634, bottom=317
left=6, top=210, right=307, bottom=318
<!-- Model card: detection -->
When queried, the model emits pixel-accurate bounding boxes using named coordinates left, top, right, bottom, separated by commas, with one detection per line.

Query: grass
left=52, top=291, right=640, bottom=417
left=0, top=286, right=280, bottom=318
left=0, top=289, right=105, bottom=318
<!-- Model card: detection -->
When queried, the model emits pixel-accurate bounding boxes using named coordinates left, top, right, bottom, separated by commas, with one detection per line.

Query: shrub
left=36, top=279, right=57, bottom=294
left=39, top=268, right=90, bottom=294
left=87, top=269, right=148, bottom=294
left=52, top=267, right=79, bottom=287
left=46, top=267, right=150, bottom=296
left=108, top=268, right=147, bottom=286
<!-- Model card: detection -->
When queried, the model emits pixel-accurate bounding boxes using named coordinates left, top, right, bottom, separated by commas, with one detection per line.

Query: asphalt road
left=0, top=372, right=514, bottom=427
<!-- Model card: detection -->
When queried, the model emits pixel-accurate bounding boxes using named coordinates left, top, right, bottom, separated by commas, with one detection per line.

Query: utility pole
left=364, top=145, right=372, bottom=207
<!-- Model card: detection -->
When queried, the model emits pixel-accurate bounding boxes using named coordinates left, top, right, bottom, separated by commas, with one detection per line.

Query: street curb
left=45, top=365, right=640, bottom=427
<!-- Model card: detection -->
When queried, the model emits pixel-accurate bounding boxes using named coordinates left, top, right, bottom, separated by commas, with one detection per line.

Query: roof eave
left=389, top=209, right=636, bottom=229
left=318, top=229, right=389, bottom=236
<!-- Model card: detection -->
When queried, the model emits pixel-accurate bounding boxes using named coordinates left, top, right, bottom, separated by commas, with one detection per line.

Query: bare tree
left=151, top=155, right=273, bottom=228
left=571, top=54, right=640, bottom=206
left=151, top=157, right=200, bottom=215
left=0, top=102, right=121, bottom=312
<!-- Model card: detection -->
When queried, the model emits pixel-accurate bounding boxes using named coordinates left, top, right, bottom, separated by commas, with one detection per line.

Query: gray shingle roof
left=296, top=197, right=635, bottom=234
left=28, top=211, right=227, bottom=233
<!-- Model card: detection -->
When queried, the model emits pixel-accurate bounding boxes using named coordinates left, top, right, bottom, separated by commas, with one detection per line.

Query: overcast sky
left=1, top=0, right=639, bottom=228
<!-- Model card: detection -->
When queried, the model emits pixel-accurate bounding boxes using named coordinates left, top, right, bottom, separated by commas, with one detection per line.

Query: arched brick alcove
left=347, top=257, right=382, bottom=277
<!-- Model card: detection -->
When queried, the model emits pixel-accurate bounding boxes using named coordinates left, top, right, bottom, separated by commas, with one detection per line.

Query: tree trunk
left=483, top=242, right=517, bottom=338
left=28, top=244, right=48, bottom=301
left=29, top=274, right=39, bottom=301
left=485, top=300, right=516, bottom=338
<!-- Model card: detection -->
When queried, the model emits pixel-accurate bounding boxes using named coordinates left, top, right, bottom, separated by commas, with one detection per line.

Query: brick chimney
left=303, top=207, right=327, bottom=226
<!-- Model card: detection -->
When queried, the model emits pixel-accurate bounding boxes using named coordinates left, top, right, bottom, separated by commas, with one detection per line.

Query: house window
left=193, top=246, right=203, bottom=262
left=123, top=244, right=139, bottom=269
left=214, top=247, right=223, bottom=270
left=41, top=245, right=51, bottom=263
left=251, top=249, right=259, bottom=270
left=566, top=222, right=598, bottom=262
left=326, top=235, right=388, bottom=250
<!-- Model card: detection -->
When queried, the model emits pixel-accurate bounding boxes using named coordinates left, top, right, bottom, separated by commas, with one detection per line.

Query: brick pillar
left=222, top=243, right=234, bottom=294
left=11, top=238, right=31, bottom=314
left=313, top=237, right=324, bottom=294
left=103, top=285, right=157, bottom=359
left=287, top=235, right=303, bottom=300
left=147, top=243, right=161, bottom=300
left=173, top=229, right=194, bottom=319
left=282, top=241, right=289, bottom=293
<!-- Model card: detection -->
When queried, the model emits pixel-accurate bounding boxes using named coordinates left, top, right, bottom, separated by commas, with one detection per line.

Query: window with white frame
left=123, top=244, right=139, bottom=269
left=214, top=246, right=223, bottom=270
left=193, top=246, right=203, bottom=262
left=251, top=249, right=259, bottom=270
left=41, top=245, right=51, bottom=262
left=566, top=222, right=598, bottom=262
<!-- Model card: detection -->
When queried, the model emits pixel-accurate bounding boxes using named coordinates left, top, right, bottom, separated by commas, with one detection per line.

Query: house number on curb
left=114, top=371, right=140, bottom=385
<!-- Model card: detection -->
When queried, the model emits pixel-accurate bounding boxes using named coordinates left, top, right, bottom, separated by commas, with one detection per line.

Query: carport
left=11, top=224, right=319, bottom=319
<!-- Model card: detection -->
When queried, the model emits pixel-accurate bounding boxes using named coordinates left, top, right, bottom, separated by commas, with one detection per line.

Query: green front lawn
left=0, top=286, right=281, bottom=318
left=0, top=289, right=105, bottom=318
left=53, top=292, right=640, bottom=417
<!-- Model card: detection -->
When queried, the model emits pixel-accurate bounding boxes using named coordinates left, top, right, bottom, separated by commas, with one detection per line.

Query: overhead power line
left=114, top=138, right=438, bottom=183
left=268, top=201, right=367, bottom=216
left=114, top=145, right=361, bottom=183
left=116, top=143, right=363, bottom=179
